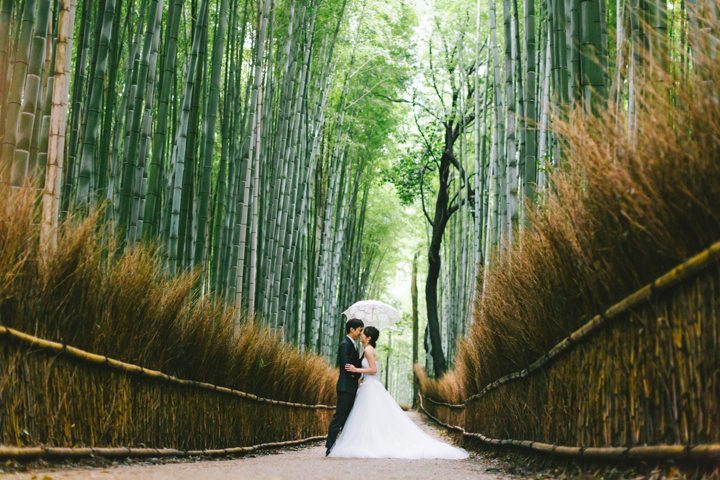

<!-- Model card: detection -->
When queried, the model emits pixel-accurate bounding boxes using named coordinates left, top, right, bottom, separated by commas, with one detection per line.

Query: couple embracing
left=325, top=318, right=468, bottom=459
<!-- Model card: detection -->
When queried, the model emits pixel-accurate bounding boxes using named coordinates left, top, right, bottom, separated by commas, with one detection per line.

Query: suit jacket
left=336, top=336, right=362, bottom=393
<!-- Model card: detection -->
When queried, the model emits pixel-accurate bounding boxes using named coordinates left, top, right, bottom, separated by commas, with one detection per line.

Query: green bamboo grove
left=0, top=0, right=413, bottom=359
left=403, top=0, right=700, bottom=376
left=0, top=0, right=708, bottom=373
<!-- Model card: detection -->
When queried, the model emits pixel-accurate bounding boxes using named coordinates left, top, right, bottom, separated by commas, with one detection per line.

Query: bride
left=327, top=326, right=468, bottom=459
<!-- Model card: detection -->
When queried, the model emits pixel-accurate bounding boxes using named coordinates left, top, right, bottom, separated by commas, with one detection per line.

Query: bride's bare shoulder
left=364, top=345, right=375, bottom=355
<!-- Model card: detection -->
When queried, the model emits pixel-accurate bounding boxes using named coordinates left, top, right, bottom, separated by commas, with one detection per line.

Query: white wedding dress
left=328, top=357, right=469, bottom=459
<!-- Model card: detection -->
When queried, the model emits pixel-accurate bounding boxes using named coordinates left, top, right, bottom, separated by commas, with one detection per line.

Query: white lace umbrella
left=343, top=300, right=401, bottom=331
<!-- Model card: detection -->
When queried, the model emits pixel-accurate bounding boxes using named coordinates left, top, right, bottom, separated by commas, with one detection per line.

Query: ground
left=0, top=412, right=516, bottom=480
left=3, top=413, right=712, bottom=480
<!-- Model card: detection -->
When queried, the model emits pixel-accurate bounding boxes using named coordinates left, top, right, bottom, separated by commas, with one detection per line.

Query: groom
left=325, top=318, right=364, bottom=456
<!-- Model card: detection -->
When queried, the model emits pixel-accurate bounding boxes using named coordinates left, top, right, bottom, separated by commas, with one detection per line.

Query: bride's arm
left=345, top=347, right=377, bottom=374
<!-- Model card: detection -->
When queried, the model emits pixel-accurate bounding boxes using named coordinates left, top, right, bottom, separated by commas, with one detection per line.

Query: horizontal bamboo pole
left=421, top=395, right=466, bottom=409
left=456, top=239, right=720, bottom=405
left=0, top=325, right=335, bottom=410
left=417, top=398, right=465, bottom=433
left=0, top=436, right=327, bottom=460
left=418, top=396, right=720, bottom=462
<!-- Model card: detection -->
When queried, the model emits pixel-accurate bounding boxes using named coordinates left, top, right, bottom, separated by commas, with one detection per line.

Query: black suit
left=326, top=336, right=362, bottom=451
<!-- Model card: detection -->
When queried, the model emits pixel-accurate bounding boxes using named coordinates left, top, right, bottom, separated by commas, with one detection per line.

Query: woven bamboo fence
left=419, top=241, right=720, bottom=462
left=0, top=326, right=334, bottom=459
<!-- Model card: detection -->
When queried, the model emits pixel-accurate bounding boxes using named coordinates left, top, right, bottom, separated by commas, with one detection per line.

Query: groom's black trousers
left=325, top=391, right=356, bottom=450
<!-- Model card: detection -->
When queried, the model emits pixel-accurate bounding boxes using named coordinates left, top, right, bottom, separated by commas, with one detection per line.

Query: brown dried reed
left=0, top=188, right=337, bottom=448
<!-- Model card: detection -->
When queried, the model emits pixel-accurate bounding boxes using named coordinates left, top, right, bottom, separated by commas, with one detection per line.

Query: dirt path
left=1, top=412, right=517, bottom=480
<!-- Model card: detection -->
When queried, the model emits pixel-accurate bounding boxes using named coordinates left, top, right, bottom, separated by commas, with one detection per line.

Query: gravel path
left=1, top=412, right=516, bottom=480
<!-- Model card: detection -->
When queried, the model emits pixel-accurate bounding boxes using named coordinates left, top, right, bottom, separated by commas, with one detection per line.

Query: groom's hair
left=345, top=318, right=364, bottom=333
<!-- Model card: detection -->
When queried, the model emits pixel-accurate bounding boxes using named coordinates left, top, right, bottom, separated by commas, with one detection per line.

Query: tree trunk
left=385, top=331, right=392, bottom=389
left=425, top=145, right=453, bottom=377
left=411, top=251, right=419, bottom=407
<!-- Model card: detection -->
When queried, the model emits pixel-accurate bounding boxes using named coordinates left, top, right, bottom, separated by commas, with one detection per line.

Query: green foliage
left=383, top=137, right=437, bottom=206
left=315, top=0, right=420, bottom=299
left=362, top=182, right=407, bottom=295
left=334, top=0, right=417, bottom=165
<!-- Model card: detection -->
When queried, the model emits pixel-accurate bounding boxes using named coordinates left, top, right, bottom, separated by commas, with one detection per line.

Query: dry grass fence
left=0, top=324, right=332, bottom=458
left=418, top=240, right=720, bottom=461
left=416, top=27, right=720, bottom=464
left=0, top=187, right=338, bottom=458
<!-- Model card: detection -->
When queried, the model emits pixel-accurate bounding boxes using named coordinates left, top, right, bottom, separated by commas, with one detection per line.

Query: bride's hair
left=363, top=326, right=380, bottom=348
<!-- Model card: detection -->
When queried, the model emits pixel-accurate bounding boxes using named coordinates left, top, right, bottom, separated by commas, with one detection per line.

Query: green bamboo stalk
left=75, top=0, right=116, bottom=206
left=479, top=45, right=491, bottom=265
left=29, top=9, right=56, bottom=177
left=266, top=0, right=299, bottom=321
left=62, top=0, right=92, bottom=214
left=105, top=0, right=146, bottom=224
left=178, top=50, right=201, bottom=267
left=112, top=0, right=145, bottom=221
left=142, top=0, right=184, bottom=240
left=235, top=0, right=270, bottom=316
left=118, top=0, right=162, bottom=236
left=220, top=0, right=251, bottom=297
left=567, top=0, right=580, bottom=103
left=95, top=0, right=125, bottom=205
left=226, top=75, right=253, bottom=302
left=12, top=0, right=51, bottom=186
left=210, top=0, right=242, bottom=293
left=195, top=0, right=229, bottom=266
left=523, top=0, right=538, bottom=207
left=489, top=0, right=506, bottom=245
left=248, top=0, right=275, bottom=314
left=167, top=0, right=209, bottom=274
left=537, top=32, right=552, bottom=191
left=551, top=0, right=570, bottom=104
left=34, top=21, right=56, bottom=175
left=74, top=0, right=104, bottom=199
left=181, top=11, right=209, bottom=267
left=474, top=2, right=484, bottom=270
left=1, top=0, right=36, bottom=183
left=0, top=0, right=13, bottom=132
left=579, top=0, right=606, bottom=111
left=129, top=0, right=163, bottom=242
left=281, top=19, right=316, bottom=334
left=503, top=0, right=518, bottom=240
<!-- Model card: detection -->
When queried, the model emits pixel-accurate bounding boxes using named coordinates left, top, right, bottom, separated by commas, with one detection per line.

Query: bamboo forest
left=0, top=0, right=718, bottom=477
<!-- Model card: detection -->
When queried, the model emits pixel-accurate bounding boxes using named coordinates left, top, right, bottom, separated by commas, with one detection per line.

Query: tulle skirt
left=328, top=377, right=468, bottom=459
